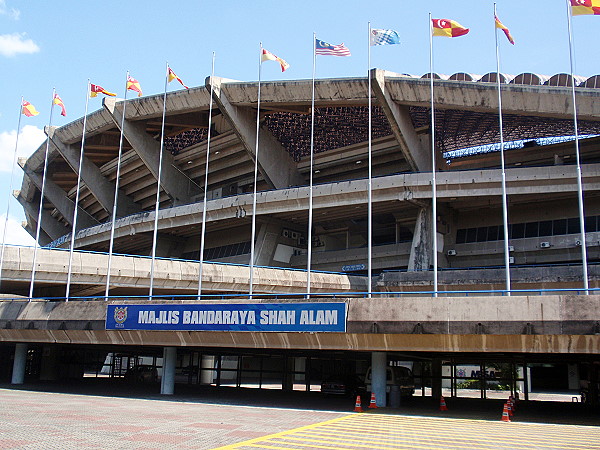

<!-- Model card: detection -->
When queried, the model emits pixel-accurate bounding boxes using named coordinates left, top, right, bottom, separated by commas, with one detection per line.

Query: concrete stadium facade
left=1, top=70, right=600, bottom=406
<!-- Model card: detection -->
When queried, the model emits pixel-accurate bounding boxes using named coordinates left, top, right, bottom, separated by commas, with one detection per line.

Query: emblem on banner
left=114, top=307, right=128, bottom=326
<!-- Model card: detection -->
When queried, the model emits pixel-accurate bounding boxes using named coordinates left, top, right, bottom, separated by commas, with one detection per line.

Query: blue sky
left=0, top=0, right=597, bottom=245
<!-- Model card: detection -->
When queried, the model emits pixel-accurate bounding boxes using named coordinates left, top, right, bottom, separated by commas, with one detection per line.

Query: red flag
left=167, top=67, right=189, bottom=89
left=126, top=75, right=143, bottom=97
left=22, top=100, right=39, bottom=117
left=53, top=94, right=67, bottom=117
left=495, top=15, right=515, bottom=45
left=90, top=84, right=116, bottom=97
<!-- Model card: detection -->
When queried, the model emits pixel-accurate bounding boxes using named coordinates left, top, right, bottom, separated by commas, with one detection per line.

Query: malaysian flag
left=370, top=29, right=400, bottom=46
left=315, top=38, right=351, bottom=56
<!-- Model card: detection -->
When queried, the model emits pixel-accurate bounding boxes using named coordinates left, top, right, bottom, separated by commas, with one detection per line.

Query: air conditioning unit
left=540, top=242, right=551, bottom=248
left=447, top=249, right=457, bottom=256
left=282, top=229, right=290, bottom=238
left=509, top=256, right=515, bottom=264
left=508, top=246, right=514, bottom=252
left=576, top=240, right=582, bottom=246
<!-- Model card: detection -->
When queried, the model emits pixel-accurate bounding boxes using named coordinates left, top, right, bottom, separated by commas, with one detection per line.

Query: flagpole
left=198, top=52, right=216, bottom=298
left=307, top=33, right=317, bottom=299
left=367, top=22, right=373, bottom=299
left=429, top=14, right=438, bottom=298
left=105, top=72, right=129, bottom=301
left=494, top=4, right=511, bottom=296
left=149, top=63, right=170, bottom=300
left=65, top=81, right=91, bottom=301
left=29, top=88, right=56, bottom=300
left=249, top=43, right=263, bottom=299
left=0, top=97, right=25, bottom=291
left=565, top=0, right=589, bottom=293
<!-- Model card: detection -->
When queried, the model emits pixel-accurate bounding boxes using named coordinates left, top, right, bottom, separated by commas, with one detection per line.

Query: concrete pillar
left=371, top=351, right=387, bottom=407
left=408, top=207, right=432, bottom=271
left=282, top=357, right=294, bottom=391
left=39, top=345, right=60, bottom=381
left=16, top=192, right=66, bottom=241
left=161, top=347, right=177, bottom=395
left=11, top=343, right=28, bottom=385
left=431, top=358, right=443, bottom=400
left=254, top=221, right=284, bottom=266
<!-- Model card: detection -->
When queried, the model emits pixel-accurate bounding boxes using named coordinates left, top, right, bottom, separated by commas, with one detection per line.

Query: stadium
left=1, top=69, right=599, bottom=406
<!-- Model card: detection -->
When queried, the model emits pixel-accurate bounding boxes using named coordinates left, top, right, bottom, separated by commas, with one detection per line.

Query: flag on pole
left=570, top=0, right=600, bottom=15
left=315, top=39, right=351, bottom=56
left=495, top=15, right=515, bottom=45
left=432, top=19, right=469, bottom=38
left=168, top=67, right=189, bottom=89
left=53, top=94, right=67, bottom=116
left=261, top=48, right=290, bottom=72
left=21, top=100, right=39, bottom=117
left=370, top=29, right=401, bottom=46
left=90, top=84, right=116, bottom=97
left=126, top=75, right=143, bottom=97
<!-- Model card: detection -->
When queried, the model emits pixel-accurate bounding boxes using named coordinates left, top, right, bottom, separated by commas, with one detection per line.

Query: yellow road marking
left=212, top=412, right=600, bottom=450
left=212, top=415, right=354, bottom=450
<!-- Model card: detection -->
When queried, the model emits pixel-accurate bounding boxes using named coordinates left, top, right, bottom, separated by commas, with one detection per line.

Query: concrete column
left=11, top=343, right=28, bottom=385
left=16, top=192, right=65, bottom=242
left=254, top=221, right=283, bottom=266
left=408, top=207, right=432, bottom=271
left=161, top=347, right=177, bottom=395
left=282, top=357, right=294, bottom=391
left=431, top=358, right=443, bottom=400
left=371, top=351, right=387, bottom=407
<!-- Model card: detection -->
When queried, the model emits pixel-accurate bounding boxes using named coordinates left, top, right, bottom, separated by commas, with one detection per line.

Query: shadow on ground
left=2, top=378, right=599, bottom=427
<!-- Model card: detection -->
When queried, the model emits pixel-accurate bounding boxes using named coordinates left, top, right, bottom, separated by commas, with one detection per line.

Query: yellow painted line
left=326, top=421, right=598, bottom=448
left=296, top=427, right=594, bottom=450
left=211, top=414, right=353, bottom=450
left=278, top=433, right=461, bottom=449
left=270, top=436, right=442, bottom=450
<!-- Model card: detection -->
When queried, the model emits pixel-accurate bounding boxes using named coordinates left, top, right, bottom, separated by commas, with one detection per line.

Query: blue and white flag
left=370, top=29, right=401, bottom=46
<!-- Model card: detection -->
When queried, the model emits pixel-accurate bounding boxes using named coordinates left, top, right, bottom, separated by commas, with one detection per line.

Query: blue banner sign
left=106, top=302, right=347, bottom=332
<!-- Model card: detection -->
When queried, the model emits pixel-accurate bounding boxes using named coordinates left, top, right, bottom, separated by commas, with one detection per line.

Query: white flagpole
left=105, top=72, right=129, bottom=301
left=367, top=22, right=373, bottom=298
left=249, top=43, right=263, bottom=299
left=565, top=0, right=589, bottom=293
left=65, top=81, right=91, bottom=301
left=30, top=88, right=56, bottom=300
left=198, top=52, right=216, bottom=298
left=149, top=63, right=170, bottom=300
left=429, top=14, right=438, bottom=297
left=494, top=4, right=511, bottom=296
left=0, top=97, right=25, bottom=290
left=307, top=33, right=317, bottom=298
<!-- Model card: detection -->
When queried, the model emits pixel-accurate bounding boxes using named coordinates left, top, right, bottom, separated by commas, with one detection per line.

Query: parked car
left=321, top=374, right=367, bottom=397
left=124, top=365, right=158, bottom=383
left=365, top=366, right=415, bottom=398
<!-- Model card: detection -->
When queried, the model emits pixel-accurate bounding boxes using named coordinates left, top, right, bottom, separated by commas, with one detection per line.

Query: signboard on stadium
left=106, top=302, right=347, bottom=332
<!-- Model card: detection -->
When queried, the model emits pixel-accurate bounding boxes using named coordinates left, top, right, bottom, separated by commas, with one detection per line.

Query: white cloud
left=0, top=124, right=45, bottom=173
left=0, top=33, right=39, bottom=57
left=0, top=0, right=20, bottom=20
left=0, top=213, right=34, bottom=246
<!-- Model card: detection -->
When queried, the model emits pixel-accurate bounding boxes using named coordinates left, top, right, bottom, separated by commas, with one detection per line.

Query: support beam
left=208, top=76, right=304, bottom=189
left=253, top=221, right=283, bottom=266
left=371, top=351, right=387, bottom=407
left=11, top=343, right=27, bottom=385
left=408, top=207, right=432, bottom=272
left=19, top=162, right=98, bottom=230
left=103, top=98, right=201, bottom=205
left=23, top=219, right=51, bottom=246
left=371, top=69, right=430, bottom=172
left=161, top=347, right=176, bottom=395
left=47, top=126, right=141, bottom=217
left=15, top=191, right=66, bottom=242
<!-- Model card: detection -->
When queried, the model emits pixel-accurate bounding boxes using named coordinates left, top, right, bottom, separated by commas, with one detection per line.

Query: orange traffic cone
left=439, top=396, right=448, bottom=411
left=354, top=395, right=363, bottom=413
left=507, top=401, right=514, bottom=417
left=501, top=403, right=511, bottom=422
left=368, top=392, right=378, bottom=409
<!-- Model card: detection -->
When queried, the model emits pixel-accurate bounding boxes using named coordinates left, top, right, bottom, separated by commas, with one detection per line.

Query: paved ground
left=1, top=383, right=599, bottom=449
